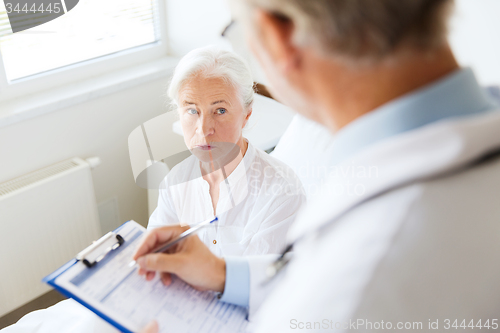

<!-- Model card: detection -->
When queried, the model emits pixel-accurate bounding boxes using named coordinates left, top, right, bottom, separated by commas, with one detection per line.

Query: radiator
left=0, top=157, right=102, bottom=317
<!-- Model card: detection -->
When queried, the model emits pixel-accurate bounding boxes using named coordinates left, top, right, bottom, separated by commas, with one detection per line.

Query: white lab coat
left=148, top=140, right=306, bottom=256
left=249, top=110, right=500, bottom=331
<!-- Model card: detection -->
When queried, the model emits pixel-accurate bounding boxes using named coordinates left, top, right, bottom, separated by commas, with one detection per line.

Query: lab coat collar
left=288, top=109, right=500, bottom=242
left=329, top=68, right=498, bottom=165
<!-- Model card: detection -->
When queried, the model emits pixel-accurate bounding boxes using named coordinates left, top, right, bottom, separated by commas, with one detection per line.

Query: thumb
left=137, top=253, right=183, bottom=273
left=140, top=320, right=159, bottom=333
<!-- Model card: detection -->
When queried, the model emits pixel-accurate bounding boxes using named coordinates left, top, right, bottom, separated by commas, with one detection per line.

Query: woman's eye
left=187, top=109, right=198, bottom=115
left=216, top=108, right=227, bottom=115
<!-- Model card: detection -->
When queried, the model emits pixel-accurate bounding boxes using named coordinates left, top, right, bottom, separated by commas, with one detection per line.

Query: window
left=0, top=0, right=165, bottom=84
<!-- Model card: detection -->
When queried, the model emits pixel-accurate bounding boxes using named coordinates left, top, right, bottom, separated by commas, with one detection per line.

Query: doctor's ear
left=253, top=9, right=299, bottom=72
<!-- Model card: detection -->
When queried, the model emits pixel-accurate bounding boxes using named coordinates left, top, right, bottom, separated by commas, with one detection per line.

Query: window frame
left=0, top=0, right=169, bottom=103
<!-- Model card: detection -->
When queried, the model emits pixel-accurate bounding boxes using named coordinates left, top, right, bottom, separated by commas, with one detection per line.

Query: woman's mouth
left=195, top=145, right=214, bottom=151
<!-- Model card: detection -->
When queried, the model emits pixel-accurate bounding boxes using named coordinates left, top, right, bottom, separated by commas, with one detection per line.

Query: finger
left=132, top=226, right=185, bottom=260
left=146, top=271, right=156, bottom=281
left=139, top=269, right=155, bottom=278
left=160, top=272, right=172, bottom=286
left=140, top=320, right=159, bottom=333
left=132, top=230, right=159, bottom=260
left=137, top=253, right=185, bottom=273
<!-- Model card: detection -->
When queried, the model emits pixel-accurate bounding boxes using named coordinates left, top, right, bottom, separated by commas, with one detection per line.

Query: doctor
left=136, top=0, right=500, bottom=331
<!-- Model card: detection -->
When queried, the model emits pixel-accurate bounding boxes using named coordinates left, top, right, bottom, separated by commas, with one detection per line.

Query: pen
left=128, top=217, right=218, bottom=268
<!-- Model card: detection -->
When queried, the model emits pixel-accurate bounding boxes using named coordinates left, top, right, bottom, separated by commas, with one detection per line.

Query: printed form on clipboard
left=43, top=221, right=249, bottom=333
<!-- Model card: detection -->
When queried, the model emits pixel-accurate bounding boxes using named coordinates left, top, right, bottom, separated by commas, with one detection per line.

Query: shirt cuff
left=218, top=256, right=250, bottom=308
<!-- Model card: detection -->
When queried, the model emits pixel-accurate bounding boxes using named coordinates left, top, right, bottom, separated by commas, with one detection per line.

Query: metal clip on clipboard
left=76, top=232, right=125, bottom=268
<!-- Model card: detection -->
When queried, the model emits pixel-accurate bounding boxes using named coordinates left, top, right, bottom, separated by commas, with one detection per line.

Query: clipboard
left=43, top=220, right=142, bottom=333
left=42, top=220, right=249, bottom=333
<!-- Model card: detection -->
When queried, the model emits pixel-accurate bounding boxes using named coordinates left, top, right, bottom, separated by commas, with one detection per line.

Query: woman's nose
left=197, top=115, right=215, bottom=137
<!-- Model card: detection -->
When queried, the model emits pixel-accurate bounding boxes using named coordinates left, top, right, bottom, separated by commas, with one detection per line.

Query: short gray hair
left=168, top=46, right=254, bottom=109
left=234, top=0, right=454, bottom=60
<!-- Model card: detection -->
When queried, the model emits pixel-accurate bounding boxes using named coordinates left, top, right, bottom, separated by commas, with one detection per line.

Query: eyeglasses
left=221, top=20, right=235, bottom=38
left=221, top=11, right=290, bottom=38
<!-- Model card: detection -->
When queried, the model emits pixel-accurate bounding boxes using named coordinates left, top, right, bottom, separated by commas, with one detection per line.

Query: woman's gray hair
left=232, top=0, right=454, bottom=61
left=168, top=46, right=254, bottom=109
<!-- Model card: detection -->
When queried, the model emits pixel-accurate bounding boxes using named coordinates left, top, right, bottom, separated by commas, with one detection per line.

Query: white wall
left=166, top=0, right=232, bottom=57
left=449, top=0, right=500, bottom=86
left=0, top=78, right=172, bottom=229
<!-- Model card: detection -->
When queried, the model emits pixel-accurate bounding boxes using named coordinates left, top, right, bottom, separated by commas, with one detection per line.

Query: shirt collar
left=225, top=139, right=255, bottom=187
left=330, top=67, right=499, bottom=164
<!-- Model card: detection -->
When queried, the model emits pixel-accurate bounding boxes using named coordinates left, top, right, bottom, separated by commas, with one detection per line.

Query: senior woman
left=148, top=46, right=305, bottom=257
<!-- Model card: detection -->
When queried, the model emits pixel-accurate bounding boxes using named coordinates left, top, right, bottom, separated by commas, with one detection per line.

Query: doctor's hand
left=132, top=225, right=226, bottom=293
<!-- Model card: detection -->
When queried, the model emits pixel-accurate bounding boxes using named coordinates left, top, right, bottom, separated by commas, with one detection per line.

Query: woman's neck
left=201, top=138, right=248, bottom=185
left=200, top=138, right=248, bottom=215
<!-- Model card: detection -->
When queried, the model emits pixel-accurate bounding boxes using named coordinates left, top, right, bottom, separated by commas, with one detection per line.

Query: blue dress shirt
left=219, top=68, right=499, bottom=308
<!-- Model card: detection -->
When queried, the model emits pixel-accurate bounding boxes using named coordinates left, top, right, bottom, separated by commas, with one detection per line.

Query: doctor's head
left=228, top=0, right=455, bottom=129
left=168, top=46, right=254, bottom=163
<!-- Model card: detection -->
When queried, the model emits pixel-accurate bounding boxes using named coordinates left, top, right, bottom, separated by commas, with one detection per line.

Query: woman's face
left=178, top=74, right=251, bottom=163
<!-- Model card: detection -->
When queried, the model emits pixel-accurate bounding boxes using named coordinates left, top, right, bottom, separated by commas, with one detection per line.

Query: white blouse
left=148, top=141, right=306, bottom=256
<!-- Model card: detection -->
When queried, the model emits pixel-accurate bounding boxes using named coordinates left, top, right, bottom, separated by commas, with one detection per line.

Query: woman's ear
left=243, top=107, right=252, bottom=127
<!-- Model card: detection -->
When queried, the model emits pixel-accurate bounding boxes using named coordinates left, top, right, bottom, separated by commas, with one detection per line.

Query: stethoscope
left=264, top=146, right=500, bottom=283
